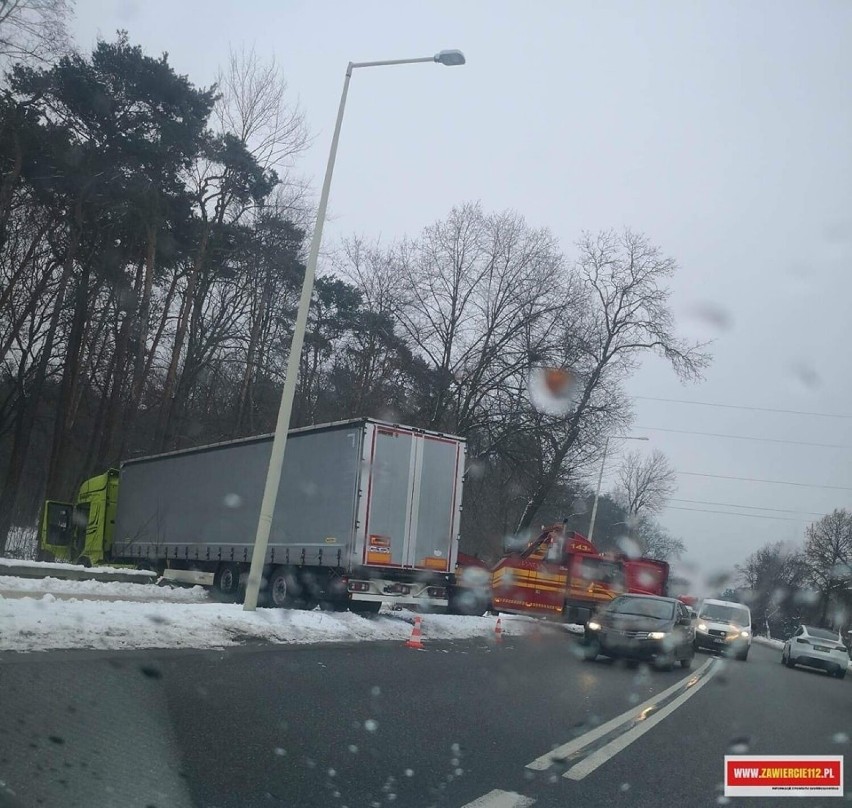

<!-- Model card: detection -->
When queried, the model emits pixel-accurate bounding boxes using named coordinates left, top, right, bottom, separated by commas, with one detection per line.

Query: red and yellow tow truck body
left=490, top=524, right=669, bottom=623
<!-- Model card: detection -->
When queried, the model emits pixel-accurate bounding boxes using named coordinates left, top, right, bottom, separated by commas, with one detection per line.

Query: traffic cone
left=495, top=617, right=503, bottom=643
left=405, top=615, right=425, bottom=649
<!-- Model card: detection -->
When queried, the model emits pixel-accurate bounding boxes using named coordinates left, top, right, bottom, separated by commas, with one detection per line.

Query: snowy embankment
left=752, top=635, right=784, bottom=650
left=0, top=596, right=539, bottom=653
left=0, top=575, right=208, bottom=602
left=0, top=557, right=155, bottom=579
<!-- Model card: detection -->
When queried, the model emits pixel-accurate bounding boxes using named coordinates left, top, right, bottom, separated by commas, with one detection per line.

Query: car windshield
left=609, top=598, right=674, bottom=620
left=699, top=604, right=751, bottom=626
left=804, top=627, right=841, bottom=641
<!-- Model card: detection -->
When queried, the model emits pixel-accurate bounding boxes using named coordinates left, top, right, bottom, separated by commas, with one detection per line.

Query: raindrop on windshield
left=364, top=719, right=378, bottom=732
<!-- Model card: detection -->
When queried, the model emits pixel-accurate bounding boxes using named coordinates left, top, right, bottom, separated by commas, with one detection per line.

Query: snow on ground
left=0, top=557, right=155, bottom=579
left=0, top=596, right=534, bottom=653
left=752, top=635, right=784, bottom=650
left=0, top=575, right=208, bottom=602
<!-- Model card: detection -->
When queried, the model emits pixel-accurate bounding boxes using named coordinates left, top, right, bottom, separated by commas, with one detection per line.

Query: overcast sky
left=74, top=1, right=852, bottom=584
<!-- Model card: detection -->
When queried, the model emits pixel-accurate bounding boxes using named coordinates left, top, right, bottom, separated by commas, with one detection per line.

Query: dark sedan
left=580, top=594, right=696, bottom=671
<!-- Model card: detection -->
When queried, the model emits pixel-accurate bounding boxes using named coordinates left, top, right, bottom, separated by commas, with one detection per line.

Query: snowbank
left=752, top=635, right=784, bottom=650
left=0, top=596, right=532, bottom=653
left=0, top=575, right=207, bottom=602
left=0, top=557, right=155, bottom=578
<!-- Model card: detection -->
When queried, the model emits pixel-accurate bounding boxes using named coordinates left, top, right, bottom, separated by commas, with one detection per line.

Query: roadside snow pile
left=564, top=623, right=585, bottom=635
left=0, top=575, right=207, bottom=602
left=0, top=557, right=155, bottom=579
left=753, top=636, right=784, bottom=650
left=1, top=596, right=531, bottom=653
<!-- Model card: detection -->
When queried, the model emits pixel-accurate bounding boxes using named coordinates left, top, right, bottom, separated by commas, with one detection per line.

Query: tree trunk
left=44, top=255, right=90, bottom=501
left=0, top=262, right=72, bottom=552
left=157, top=227, right=209, bottom=449
left=128, top=225, right=157, bottom=419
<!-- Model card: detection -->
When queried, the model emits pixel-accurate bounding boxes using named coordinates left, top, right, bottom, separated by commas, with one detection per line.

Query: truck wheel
left=214, top=563, right=241, bottom=600
left=267, top=566, right=299, bottom=608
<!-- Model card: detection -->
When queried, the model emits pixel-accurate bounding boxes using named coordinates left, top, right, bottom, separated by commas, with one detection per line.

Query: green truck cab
left=39, top=469, right=120, bottom=566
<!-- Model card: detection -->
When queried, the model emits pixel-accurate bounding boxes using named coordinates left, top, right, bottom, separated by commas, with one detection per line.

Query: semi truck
left=489, top=523, right=669, bottom=623
left=39, top=418, right=466, bottom=612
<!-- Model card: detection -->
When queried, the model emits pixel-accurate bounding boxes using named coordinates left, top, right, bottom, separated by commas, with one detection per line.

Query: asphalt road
left=0, top=633, right=849, bottom=808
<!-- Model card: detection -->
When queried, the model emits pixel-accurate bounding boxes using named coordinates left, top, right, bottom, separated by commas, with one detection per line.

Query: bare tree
left=214, top=45, right=310, bottom=170
left=803, top=509, right=852, bottom=624
left=0, top=0, right=74, bottom=69
left=395, top=202, right=562, bottom=434
left=633, top=514, right=685, bottom=561
left=513, top=229, right=710, bottom=533
left=617, top=448, right=677, bottom=517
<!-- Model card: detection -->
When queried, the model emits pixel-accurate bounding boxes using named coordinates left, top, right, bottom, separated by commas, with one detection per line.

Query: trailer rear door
left=361, top=424, right=463, bottom=573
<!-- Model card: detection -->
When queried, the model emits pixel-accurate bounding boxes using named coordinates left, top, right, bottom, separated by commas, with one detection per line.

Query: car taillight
left=427, top=587, right=447, bottom=598
left=349, top=581, right=370, bottom=592
left=383, top=583, right=411, bottom=595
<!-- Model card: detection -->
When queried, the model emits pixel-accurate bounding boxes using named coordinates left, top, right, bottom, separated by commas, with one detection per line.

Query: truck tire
left=214, top=562, right=241, bottom=600
left=267, top=566, right=300, bottom=608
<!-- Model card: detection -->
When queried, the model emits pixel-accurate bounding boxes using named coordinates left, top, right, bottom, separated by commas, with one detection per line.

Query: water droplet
left=620, top=783, right=631, bottom=792
left=328, top=768, right=336, bottom=777
left=404, top=769, right=414, bottom=778
left=833, top=732, right=849, bottom=744
left=274, top=748, right=286, bottom=757
left=348, top=745, right=358, bottom=753
left=727, top=736, right=750, bottom=755
left=365, top=719, right=378, bottom=732
left=527, top=366, right=579, bottom=416
left=223, top=493, right=242, bottom=508
left=454, top=768, right=463, bottom=776
left=370, top=686, right=381, bottom=697
left=450, top=742, right=461, bottom=754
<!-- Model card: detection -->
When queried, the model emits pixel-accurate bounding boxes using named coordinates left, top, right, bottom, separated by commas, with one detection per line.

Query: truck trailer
left=39, top=418, right=466, bottom=611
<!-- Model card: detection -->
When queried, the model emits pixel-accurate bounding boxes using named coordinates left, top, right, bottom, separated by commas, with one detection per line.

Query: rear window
left=804, top=627, right=841, bottom=641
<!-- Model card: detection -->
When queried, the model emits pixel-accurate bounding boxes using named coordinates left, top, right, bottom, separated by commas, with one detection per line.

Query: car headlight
left=697, top=623, right=708, bottom=632
left=648, top=631, right=667, bottom=640
left=587, top=621, right=601, bottom=631
left=740, top=630, right=749, bottom=638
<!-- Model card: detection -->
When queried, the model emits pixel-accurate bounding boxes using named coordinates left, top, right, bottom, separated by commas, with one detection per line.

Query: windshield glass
left=608, top=597, right=674, bottom=620
left=699, top=604, right=751, bottom=626
left=805, top=627, right=841, bottom=641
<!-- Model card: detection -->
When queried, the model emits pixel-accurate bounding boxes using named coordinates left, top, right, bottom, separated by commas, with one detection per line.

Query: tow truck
left=489, top=522, right=669, bottom=623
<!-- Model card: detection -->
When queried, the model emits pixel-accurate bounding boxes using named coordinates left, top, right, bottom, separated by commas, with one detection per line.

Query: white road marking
left=526, top=657, right=714, bottom=770
left=460, top=789, right=536, bottom=807
left=564, top=660, right=719, bottom=780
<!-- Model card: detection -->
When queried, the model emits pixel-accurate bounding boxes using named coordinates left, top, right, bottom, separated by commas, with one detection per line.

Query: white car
left=782, top=625, right=849, bottom=679
left=693, top=598, right=752, bottom=661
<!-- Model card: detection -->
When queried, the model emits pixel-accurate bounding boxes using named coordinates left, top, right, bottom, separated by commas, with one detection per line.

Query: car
left=581, top=594, right=696, bottom=671
left=693, top=598, right=752, bottom=661
left=782, top=625, right=849, bottom=679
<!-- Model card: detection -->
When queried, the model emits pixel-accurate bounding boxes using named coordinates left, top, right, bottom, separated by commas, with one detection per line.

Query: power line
left=635, top=395, right=852, bottom=421
left=669, top=497, right=828, bottom=517
left=637, top=425, right=850, bottom=451
left=665, top=505, right=807, bottom=523
left=676, top=470, right=852, bottom=493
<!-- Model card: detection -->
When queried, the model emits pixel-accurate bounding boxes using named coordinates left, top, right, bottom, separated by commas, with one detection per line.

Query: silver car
left=782, top=625, right=849, bottom=679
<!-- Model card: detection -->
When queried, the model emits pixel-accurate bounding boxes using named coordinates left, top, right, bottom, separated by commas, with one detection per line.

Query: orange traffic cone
left=405, top=615, right=425, bottom=649
left=495, top=617, right=503, bottom=643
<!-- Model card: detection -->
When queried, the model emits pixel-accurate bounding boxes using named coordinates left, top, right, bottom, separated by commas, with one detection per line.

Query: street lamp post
left=587, top=435, right=649, bottom=543
left=243, top=50, right=466, bottom=611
